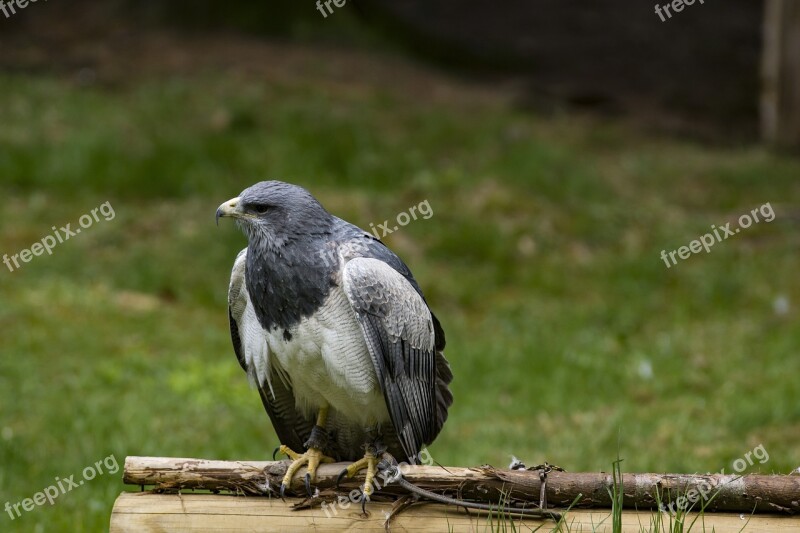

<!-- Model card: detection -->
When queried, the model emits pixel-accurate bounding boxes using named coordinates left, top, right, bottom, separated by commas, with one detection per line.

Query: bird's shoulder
left=330, top=220, right=423, bottom=296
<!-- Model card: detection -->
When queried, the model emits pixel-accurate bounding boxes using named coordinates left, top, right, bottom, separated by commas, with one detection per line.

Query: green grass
left=1, top=46, right=799, bottom=531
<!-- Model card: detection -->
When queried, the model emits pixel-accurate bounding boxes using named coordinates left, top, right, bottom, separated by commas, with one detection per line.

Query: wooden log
left=109, top=493, right=800, bottom=532
left=762, top=0, right=800, bottom=147
left=123, top=456, right=800, bottom=515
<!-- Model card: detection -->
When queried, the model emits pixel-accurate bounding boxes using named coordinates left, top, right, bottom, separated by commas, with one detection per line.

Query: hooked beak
left=216, top=197, right=242, bottom=226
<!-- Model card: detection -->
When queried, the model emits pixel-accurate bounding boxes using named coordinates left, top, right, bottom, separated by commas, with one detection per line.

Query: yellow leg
left=362, top=450, right=378, bottom=497
left=278, top=406, right=335, bottom=496
left=337, top=448, right=378, bottom=497
left=315, top=407, right=328, bottom=427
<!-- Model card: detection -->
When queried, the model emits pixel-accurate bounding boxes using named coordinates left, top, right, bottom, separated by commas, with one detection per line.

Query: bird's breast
left=265, top=286, right=388, bottom=427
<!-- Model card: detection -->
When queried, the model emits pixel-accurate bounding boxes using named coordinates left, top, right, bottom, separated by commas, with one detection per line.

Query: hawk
left=216, top=181, right=452, bottom=496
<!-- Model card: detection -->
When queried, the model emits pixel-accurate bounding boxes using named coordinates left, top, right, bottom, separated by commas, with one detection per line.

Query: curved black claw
left=304, top=473, right=314, bottom=497
left=336, top=469, right=348, bottom=488
left=361, top=491, right=369, bottom=515
left=279, top=482, right=287, bottom=499
left=273, top=447, right=281, bottom=461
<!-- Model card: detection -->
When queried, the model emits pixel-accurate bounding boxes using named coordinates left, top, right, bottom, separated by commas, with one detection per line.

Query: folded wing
left=342, top=257, right=450, bottom=461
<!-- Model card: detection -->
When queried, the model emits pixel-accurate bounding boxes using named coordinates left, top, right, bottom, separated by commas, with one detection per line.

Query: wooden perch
left=110, top=493, right=800, bottom=532
left=123, top=456, right=800, bottom=515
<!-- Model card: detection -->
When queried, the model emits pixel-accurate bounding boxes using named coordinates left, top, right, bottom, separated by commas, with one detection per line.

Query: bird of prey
left=216, top=181, right=453, bottom=497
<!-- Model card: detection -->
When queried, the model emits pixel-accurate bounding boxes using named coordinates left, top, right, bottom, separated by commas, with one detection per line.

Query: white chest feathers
left=246, top=286, right=389, bottom=427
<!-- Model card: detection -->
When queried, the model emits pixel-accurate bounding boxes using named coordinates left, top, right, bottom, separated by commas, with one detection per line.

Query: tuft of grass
left=607, top=455, right=625, bottom=532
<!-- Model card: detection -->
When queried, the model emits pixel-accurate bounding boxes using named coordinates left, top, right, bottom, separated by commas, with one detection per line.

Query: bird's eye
left=252, top=204, right=270, bottom=215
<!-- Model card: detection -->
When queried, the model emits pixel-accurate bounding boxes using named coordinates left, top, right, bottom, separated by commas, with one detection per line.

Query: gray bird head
left=216, top=181, right=333, bottom=248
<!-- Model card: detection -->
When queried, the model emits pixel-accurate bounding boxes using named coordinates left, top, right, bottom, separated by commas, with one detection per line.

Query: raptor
left=216, top=181, right=453, bottom=499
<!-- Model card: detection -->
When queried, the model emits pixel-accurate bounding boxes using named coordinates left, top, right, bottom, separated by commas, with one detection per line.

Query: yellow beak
left=216, top=197, right=241, bottom=226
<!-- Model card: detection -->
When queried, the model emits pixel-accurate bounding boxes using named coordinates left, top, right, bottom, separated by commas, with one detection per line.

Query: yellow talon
left=278, top=444, right=302, bottom=461
left=279, top=446, right=336, bottom=495
left=278, top=406, right=336, bottom=496
left=339, top=449, right=378, bottom=496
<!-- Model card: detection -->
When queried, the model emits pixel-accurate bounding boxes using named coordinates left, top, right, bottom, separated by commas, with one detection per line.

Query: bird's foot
left=276, top=445, right=335, bottom=497
left=336, top=445, right=379, bottom=512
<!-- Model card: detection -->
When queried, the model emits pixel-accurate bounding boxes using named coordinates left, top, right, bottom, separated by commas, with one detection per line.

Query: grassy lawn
left=1, top=48, right=799, bottom=531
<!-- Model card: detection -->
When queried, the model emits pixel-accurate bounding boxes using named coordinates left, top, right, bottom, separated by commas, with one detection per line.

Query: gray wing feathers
left=227, top=248, right=313, bottom=453
left=343, top=257, right=444, bottom=461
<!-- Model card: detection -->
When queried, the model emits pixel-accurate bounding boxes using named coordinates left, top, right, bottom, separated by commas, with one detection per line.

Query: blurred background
left=1, top=1, right=799, bottom=530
